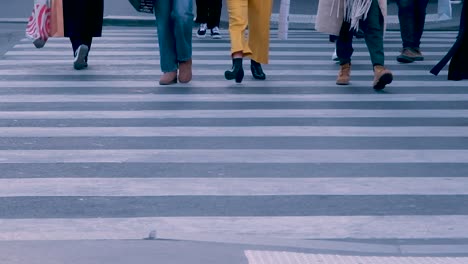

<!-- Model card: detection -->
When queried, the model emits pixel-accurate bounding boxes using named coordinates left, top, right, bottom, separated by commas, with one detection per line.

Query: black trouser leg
left=70, top=37, right=93, bottom=54
left=414, top=0, right=430, bottom=49
left=195, top=0, right=209, bottom=23
left=207, top=0, right=222, bottom=29
left=396, top=0, right=415, bottom=48
left=70, top=37, right=93, bottom=62
left=336, top=21, right=354, bottom=65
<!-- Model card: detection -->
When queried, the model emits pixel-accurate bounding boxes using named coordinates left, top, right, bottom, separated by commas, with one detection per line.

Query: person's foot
left=73, top=45, right=89, bottom=70
left=159, top=71, right=177, bottom=85
left=211, top=27, right=222, bottom=39
left=197, top=23, right=207, bottom=38
left=33, top=38, right=46, bottom=49
left=178, top=59, right=192, bottom=83
left=225, top=58, right=244, bottom=83
left=250, top=60, right=266, bottom=80
left=397, top=47, right=424, bottom=63
left=373, top=65, right=393, bottom=90
left=336, top=63, right=351, bottom=85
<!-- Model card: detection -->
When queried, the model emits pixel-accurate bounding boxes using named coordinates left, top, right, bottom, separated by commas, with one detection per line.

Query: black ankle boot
left=251, top=60, right=266, bottom=80
left=225, top=58, right=244, bottom=83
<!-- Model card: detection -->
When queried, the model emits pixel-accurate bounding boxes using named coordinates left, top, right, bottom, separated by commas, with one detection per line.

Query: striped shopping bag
left=26, top=0, right=51, bottom=48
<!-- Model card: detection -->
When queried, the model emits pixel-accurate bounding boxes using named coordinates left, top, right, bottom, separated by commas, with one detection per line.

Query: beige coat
left=315, top=0, right=387, bottom=36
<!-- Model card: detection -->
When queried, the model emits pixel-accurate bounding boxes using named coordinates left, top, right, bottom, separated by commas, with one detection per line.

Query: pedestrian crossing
left=0, top=27, right=467, bottom=252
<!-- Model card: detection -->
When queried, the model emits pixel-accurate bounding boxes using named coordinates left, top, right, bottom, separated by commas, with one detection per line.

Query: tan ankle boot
left=159, top=71, right=177, bottom=85
left=178, top=59, right=192, bottom=83
left=373, top=65, right=393, bottom=90
left=336, top=63, right=351, bottom=85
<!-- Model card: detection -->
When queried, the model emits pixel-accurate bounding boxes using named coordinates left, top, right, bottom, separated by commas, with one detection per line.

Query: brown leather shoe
left=159, top=71, right=177, bottom=85
left=178, top=59, right=192, bottom=83
left=373, top=65, right=393, bottom=90
left=336, top=63, right=351, bottom=85
left=397, top=48, right=424, bottom=63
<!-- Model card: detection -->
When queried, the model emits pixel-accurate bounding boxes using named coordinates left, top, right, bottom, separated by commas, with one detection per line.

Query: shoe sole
left=196, top=33, right=207, bottom=38
left=211, top=35, right=222, bottom=39
left=336, top=81, right=349, bottom=85
left=397, top=56, right=424, bottom=63
left=225, top=69, right=244, bottom=83
left=397, top=56, right=415, bottom=63
left=373, top=72, right=393, bottom=90
left=159, top=78, right=177, bottom=85
left=74, top=45, right=89, bottom=70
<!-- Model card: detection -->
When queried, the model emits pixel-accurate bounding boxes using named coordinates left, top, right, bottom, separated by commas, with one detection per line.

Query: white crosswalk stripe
left=0, top=28, right=467, bottom=253
left=245, top=251, right=468, bottom=264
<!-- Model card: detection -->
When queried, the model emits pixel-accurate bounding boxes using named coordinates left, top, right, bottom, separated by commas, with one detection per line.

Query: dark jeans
left=336, top=0, right=384, bottom=67
left=396, top=0, right=430, bottom=49
left=195, top=0, right=222, bottom=28
left=70, top=37, right=92, bottom=57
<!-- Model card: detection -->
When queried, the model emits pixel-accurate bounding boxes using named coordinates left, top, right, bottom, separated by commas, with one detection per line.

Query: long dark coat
left=62, top=0, right=104, bottom=38
left=431, top=1, right=468, bottom=80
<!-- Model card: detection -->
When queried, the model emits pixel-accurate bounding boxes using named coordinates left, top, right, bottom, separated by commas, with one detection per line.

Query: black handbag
left=128, top=0, right=155, bottom=14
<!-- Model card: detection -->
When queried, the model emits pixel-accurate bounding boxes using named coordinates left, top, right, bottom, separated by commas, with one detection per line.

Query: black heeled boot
left=251, top=60, right=266, bottom=80
left=225, top=58, right=244, bottom=83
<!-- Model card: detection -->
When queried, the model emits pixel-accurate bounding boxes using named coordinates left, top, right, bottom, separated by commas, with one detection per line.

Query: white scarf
left=344, top=0, right=373, bottom=31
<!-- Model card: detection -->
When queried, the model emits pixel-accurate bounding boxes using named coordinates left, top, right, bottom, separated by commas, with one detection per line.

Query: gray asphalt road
left=1, top=25, right=468, bottom=263
left=0, top=24, right=25, bottom=57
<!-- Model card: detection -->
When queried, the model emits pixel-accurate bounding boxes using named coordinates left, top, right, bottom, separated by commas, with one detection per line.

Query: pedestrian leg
left=208, top=0, right=223, bottom=39
left=396, top=0, right=424, bottom=62
left=247, top=0, right=272, bottom=80
left=154, top=0, right=178, bottom=85
left=196, top=0, right=209, bottom=38
left=414, top=0, right=430, bottom=49
left=173, top=0, right=193, bottom=83
left=362, top=0, right=393, bottom=90
left=335, top=21, right=354, bottom=85
left=225, top=0, right=249, bottom=83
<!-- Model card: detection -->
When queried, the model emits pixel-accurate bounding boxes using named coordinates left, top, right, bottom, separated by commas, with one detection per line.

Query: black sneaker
left=197, top=23, right=207, bottom=38
left=211, top=27, right=222, bottom=39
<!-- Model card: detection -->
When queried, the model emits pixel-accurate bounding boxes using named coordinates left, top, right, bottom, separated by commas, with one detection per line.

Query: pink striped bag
left=26, top=0, right=51, bottom=49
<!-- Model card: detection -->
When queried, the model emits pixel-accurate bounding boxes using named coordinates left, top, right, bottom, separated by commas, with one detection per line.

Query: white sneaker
left=197, top=23, right=207, bottom=38
left=332, top=48, right=339, bottom=63
left=73, top=44, right=89, bottom=70
left=211, top=27, right=222, bottom=39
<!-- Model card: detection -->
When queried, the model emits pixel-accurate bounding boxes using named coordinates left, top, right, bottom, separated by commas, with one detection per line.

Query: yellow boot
left=373, top=65, right=393, bottom=90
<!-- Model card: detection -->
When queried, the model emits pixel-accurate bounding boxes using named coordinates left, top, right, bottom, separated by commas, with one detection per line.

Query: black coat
left=63, top=0, right=104, bottom=38
left=431, top=1, right=468, bottom=80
